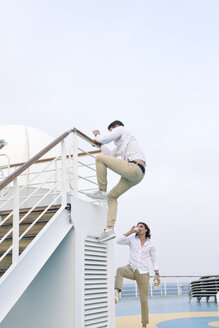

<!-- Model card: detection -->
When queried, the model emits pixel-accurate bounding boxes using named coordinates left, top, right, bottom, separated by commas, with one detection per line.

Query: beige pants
left=115, top=265, right=149, bottom=326
left=96, top=154, right=145, bottom=227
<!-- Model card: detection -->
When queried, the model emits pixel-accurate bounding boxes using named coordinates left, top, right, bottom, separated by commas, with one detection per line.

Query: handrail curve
left=0, top=130, right=71, bottom=190
left=72, top=128, right=102, bottom=147
left=0, top=127, right=101, bottom=191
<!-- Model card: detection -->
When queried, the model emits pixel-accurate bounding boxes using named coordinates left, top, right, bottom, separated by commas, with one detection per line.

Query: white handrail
left=120, top=275, right=204, bottom=299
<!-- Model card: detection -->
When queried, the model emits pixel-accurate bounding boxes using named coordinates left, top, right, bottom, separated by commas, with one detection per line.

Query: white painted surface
left=0, top=197, right=115, bottom=328
left=0, top=204, right=72, bottom=322
left=0, top=125, right=57, bottom=164
left=0, top=228, right=75, bottom=328
left=0, top=125, right=61, bottom=188
left=71, top=196, right=115, bottom=328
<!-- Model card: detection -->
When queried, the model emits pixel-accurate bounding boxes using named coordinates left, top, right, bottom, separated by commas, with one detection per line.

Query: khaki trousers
left=96, top=154, right=145, bottom=227
left=115, top=265, right=150, bottom=326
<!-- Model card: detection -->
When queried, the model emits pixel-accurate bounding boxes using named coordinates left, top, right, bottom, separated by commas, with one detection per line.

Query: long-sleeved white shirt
left=95, top=126, right=145, bottom=162
left=116, top=235, right=159, bottom=274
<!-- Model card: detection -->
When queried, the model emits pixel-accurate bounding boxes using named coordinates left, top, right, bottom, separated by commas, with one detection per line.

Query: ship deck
left=116, top=295, right=219, bottom=327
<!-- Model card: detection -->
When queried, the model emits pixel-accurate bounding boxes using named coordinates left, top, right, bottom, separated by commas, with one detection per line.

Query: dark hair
left=108, top=120, right=124, bottom=130
left=136, top=222, right=151, bottom=239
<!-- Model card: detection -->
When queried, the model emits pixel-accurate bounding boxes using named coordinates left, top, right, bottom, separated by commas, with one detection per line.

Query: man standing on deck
left=85, top=120, right=145, bottom=242
left=115, top=222, right=160, bottom=328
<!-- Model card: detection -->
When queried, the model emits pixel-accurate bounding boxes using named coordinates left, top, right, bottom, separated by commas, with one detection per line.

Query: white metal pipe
left=0, top=211, right=13, bottom=227
left=77, top=148, right=97, bottom=159
left=77, top=175, right=96, bottom=179
left=12, top=178, right=19, bottom=264
left=72, top=131, right=78, bottom=197
left=0, top=157, right=60, bottom=213
left=0, top=158, right=60, bottom=214
left=0, top=245, right=13, bottom=262
left=61, top=140, right=67, bottom=206
left=19, top=170, right=59, bottom=208
left=78, top=163, right=95, bottom=168
left=150, top=280, right=153, bottom=296
left=19, top=181, right=60, bottom=225
left=135, top=281, right=138, bottom=298
left=0, top=193, right=14, bottom=211
left=19, top=194, right=61, bottom=240
left=164, top=278, right=167, bottom=296
left=17, top=156, right=59, bottom=192
left=0, top=225, right=13, bottom=244
left=177, top=277, right=180, bottom=295
left=77, top=161, right=96, bottom=172
left=77, top=175, right=98, bottom=185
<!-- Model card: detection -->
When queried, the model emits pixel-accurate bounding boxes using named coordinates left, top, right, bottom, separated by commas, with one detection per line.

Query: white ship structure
left=0, top=125, right=115, bottom=328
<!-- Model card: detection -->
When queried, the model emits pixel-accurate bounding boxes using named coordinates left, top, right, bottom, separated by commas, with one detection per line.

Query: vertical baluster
left=61, top=140, right=67, bottom=206
left=72, top=131, right=78, bottom=197
left=177, top=277, right=180, bottom=295
left=12, top=178, right=19, bottom=264
left=135, top=281, right=138, bottom=298
left=164, top=277, right=167, bottom=296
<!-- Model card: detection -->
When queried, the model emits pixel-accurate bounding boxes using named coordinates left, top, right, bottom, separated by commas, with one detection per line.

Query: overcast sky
left=0, top=0, right=219, bottom=276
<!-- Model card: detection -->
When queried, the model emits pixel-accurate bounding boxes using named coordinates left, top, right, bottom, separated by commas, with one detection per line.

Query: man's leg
left=96, top=154, right=144, bottom=228
left=84, top=154, right=134, bottom=201
left=115, top=265, right=135, bottom=303
left=107, top=176, right=142, bottom=228
left=135, top=271, right=150, bottom=327
left=95, top=154, right=144, bottom=190
left=87, top=154, right=144, bottom=241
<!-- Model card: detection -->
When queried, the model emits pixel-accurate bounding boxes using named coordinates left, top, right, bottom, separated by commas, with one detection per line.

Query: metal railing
left=0, top=128, right=101, bottom=270
left=120, top=276, right=202, bottom=299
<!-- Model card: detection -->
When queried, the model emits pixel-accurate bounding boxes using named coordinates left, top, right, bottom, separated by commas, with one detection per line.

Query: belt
left=129, top=160, right=145, bottom=174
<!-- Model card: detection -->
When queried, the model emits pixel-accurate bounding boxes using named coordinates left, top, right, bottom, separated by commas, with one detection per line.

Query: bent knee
left=116, top=267, right=123, bottom=275
left=108, top=190, right=119, bottom=200
left=96, top=154, right=104, bottom=162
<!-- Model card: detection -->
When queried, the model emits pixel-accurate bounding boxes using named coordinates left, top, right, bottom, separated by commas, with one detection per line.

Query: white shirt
left=116, top=235, right=159, bottom=274
left=95, top=126, right=145, bottom=162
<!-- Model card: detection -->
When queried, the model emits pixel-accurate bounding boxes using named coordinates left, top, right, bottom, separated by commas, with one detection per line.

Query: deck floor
left=116, top=296, right=219, bottom=327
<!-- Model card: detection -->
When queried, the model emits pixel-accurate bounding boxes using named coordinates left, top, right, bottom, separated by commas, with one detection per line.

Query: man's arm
left=123, top=226, right=136, bottom=237
left=93, top=127, right=122, bottom=144
left=116, top=226, right=136, bottom=245
left=100, top=145, right=119, bottom=157
left=150, top=246, right=160, bottom=284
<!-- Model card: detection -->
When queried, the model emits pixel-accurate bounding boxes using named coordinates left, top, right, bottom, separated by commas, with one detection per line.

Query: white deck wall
left=0, top=198, right=115, bottom=328
left=0, top=228, right=75, bottom=328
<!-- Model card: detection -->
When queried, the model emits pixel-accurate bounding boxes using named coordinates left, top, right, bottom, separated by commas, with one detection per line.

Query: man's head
left=108, top=120, right=124, bottom=131
left=136, top=222, right=151, bottom=239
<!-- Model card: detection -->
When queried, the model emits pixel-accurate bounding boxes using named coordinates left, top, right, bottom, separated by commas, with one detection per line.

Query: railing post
left=12, top=177, right=19, bottom=264
left=54, top=158, right=58, bottom=195
left=177, top=277, right=180, bottom=295
left=72, top=131, right=78, bottom=197
left=135, top=281, right=138, bottom=298
left=164, top=278, right=167, bottom=296
left=61, top=140, right=67, bottom=206
left=150, top=280, right=153, bottom=296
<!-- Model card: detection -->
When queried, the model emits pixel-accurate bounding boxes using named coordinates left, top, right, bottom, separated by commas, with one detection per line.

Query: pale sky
left=0, top=0, right=219, bottom=276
